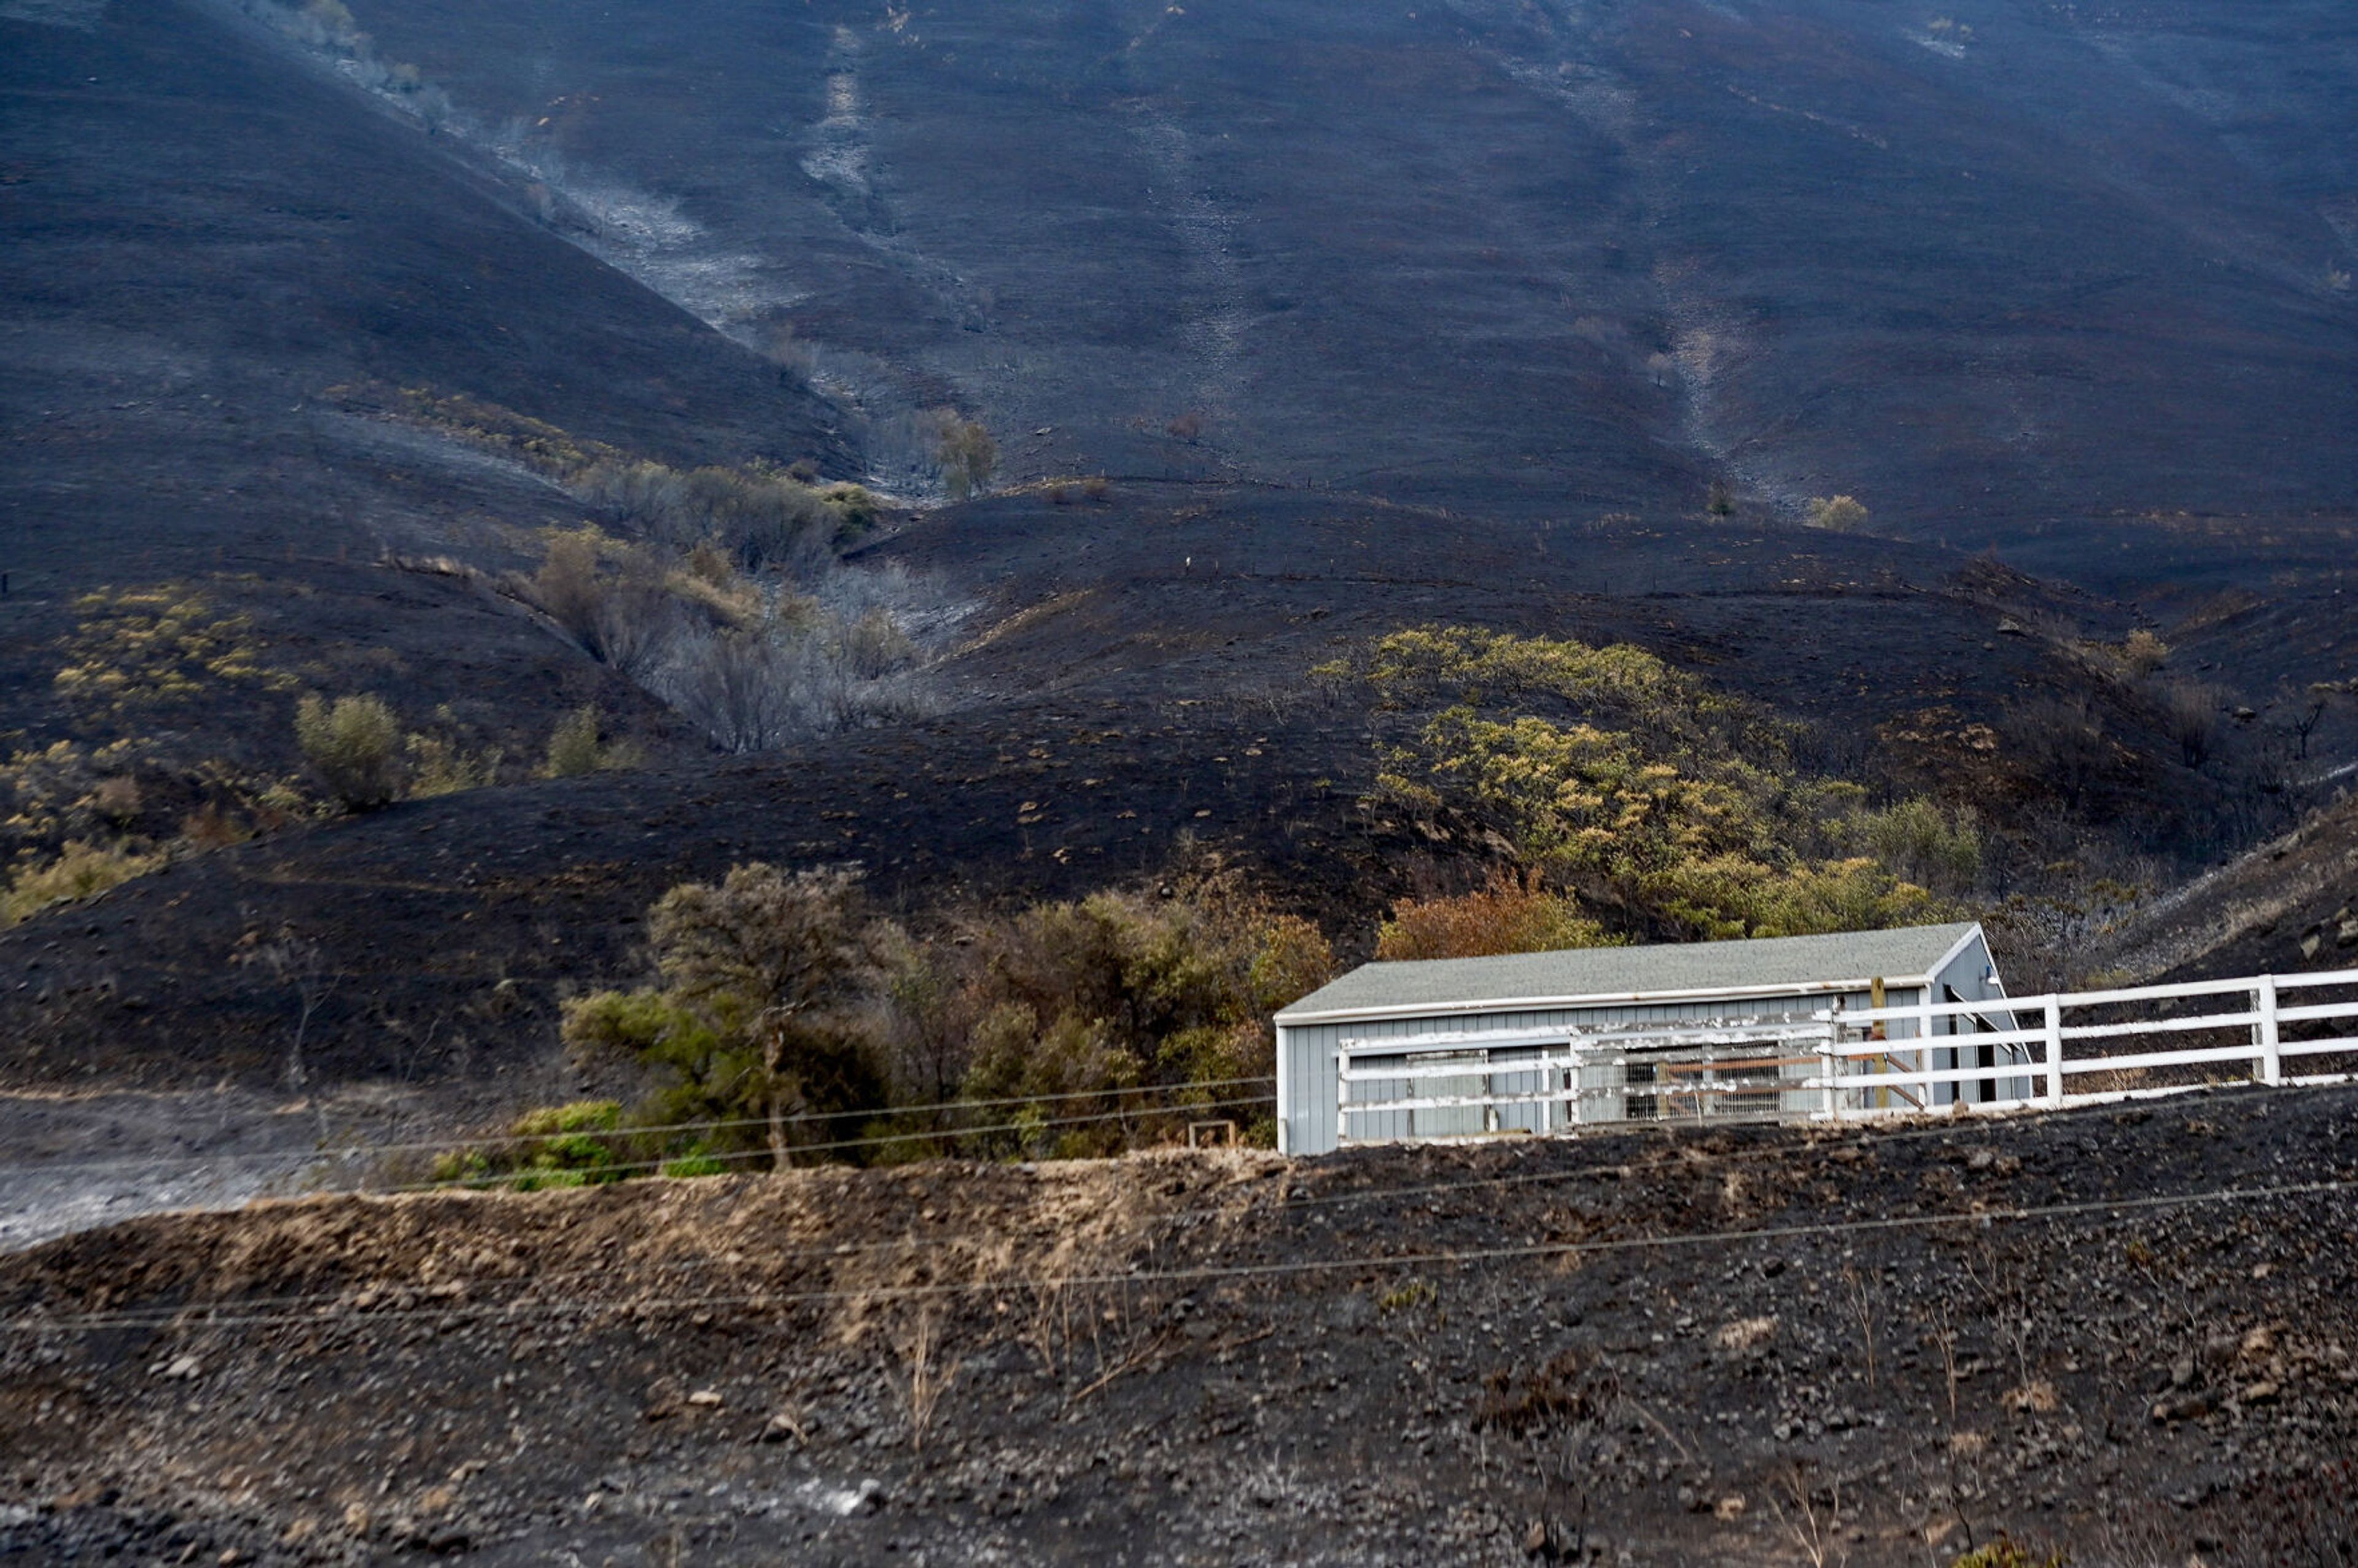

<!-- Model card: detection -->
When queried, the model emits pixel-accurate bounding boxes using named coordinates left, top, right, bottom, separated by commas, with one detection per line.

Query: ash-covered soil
left=3, top=1086, right=2355, bottom=1565
left=331, top=0, right=2358, bottom=570
left=0, top=485, right=2265, bottom=1108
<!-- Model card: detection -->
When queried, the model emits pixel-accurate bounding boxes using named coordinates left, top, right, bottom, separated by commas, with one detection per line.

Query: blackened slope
left=1604, top=0, right=2358, bottom=578
left=0, top=487, right=2212, bottom=1098
left=319, top=0, right=1700, bottom=512
left=0, top=0, right=850, bottom=597
left=327, top=0, right=2356, bottom=572
left=2, top=1089, right=2353, bottom=1562
left=2081, top=788, right=2358, bottom=985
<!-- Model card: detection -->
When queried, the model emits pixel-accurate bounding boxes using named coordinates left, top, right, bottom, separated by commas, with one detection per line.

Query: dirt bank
left=2, top=1085, right=2354, bottom=1564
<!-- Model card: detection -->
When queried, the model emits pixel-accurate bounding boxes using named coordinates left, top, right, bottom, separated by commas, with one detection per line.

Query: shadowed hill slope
left=2, top=0, right=851, bottom=595
left=0, top=0, right=858, bottom=826
left=316, top=0, right=2358, bottom=579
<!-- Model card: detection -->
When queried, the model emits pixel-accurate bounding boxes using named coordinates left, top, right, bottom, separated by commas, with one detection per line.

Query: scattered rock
left=2152, top=1392, right=2218, bottom=1423
left=2003, top=1380, right=2060, bottom=1413
left=1711, top=1317, right=1777, bottom=1353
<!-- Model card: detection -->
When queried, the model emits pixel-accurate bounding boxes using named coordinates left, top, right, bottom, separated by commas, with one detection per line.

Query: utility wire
left=385, top=1092, right=1278, bottom=1189
left=12, top=1178, right=2349, bottom=1336
left=0, top=1076, right=1278, bottom=1178
left=0, top=1109, right=2080, bottom=1328
left=4, top=1087, right=2289, bottom=1291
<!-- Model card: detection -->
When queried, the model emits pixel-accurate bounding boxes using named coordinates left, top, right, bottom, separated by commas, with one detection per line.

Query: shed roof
left=1276, top=922, right=1984, bottom=1025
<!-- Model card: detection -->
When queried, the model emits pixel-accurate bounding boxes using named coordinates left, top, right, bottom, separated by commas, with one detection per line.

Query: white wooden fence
left=1815, top=965, right=2358, bottom=1118
left=1333, top=967, right=2358, bottom=1144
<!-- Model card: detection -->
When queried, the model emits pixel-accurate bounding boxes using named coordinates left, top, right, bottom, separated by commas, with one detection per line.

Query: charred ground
left=3, top=1086, right=2356, bottom=1565
left=4, top=1, right=2358, bottom=1558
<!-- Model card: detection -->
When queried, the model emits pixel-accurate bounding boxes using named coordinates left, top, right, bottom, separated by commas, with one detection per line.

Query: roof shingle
left=1277, top=922, right=1982, bottom=1023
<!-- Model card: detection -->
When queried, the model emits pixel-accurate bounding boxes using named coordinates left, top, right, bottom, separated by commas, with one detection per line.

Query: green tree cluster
left=523, top=862, right=1336, bottom=1179
left=923, top=876, right=1331, bottom=1156
left=1344, top=626, right=1972, bottom=942
left=561, top=864, right=889, bottom=1168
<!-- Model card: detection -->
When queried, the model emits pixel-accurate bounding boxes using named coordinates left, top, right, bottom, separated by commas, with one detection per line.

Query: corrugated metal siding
left=1929, top=931, right=2033, bottom=1104
left=1286, top=991, right=1888, bottom=1155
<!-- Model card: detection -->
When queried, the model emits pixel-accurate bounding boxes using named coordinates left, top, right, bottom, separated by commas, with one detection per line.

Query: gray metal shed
left=1273, top=922, right=2011, bottom=1155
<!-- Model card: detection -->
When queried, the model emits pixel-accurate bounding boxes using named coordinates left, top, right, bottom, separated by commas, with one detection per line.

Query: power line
left=391, top=1092, right=1277, bottom=1189
left=12, top=1178, right=2349, bottom=1336
left=4, top=1081, right=2255, bottom=1281
left=0, top=1075, right=1278, bottom=1178
left=0, top=1111, right=2042, bottom=1329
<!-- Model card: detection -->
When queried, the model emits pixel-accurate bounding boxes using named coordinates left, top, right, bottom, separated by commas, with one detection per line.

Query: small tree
left=2163, top=681, right=2222, bottom=769
left=295, top=694, right=401, bottom=809
left=544, top=705, right=605, bottom=778
left=2288, top=690, right=2330, bottom=761
left=1706, top=478, right=1736, bottom=517
left=1805, top=494, right=1870, bottom=532
left=563, top=863, right=888, bottom=1166
left=930, top=413, right=997, bottom=500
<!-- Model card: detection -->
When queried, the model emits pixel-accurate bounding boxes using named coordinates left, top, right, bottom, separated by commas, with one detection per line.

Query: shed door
left=1409, top=1050, right=1488, bottom=1139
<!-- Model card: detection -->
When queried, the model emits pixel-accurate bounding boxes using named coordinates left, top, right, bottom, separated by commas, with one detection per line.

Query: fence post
left=2256, top=975, right=2283, bottom=1087
left=1820, top=1025, right=1842, bottom=1121
left=1917, top=990, right=1939, bottom=1108
left=2042, top=995, right=2064, bottom=1107
left=1335, top=1044, right=1348, bottom=1147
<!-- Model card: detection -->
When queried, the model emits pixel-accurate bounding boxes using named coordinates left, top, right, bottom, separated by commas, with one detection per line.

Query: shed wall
left=1279, top=988, right=1898, bottom=1155
left=1927, top=931, right=2032, bottom=1104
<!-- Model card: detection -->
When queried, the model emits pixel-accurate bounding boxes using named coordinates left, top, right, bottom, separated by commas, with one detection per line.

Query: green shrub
left=510, top=1100, right=624, bottom=1137
left=932, top=873, right=1333, bottom=1156
left=822, top=483, right=883, bottom=541
left=1949, top=1537, right=2064, bottom=1568
left=1805, top=494, right=1870, bottom=532
left=2120, top=628, right=2169, bottom=677
left=295, top=694, right=402, bottom=810
left=404, top=734, right=502, bottom=797
left=2, top=839, right=165, bottom=927
left=432, top=1101, right=628, bottom=1190
left=1345, top=626, right=1955, bottom=942
left=543, top=706, right=607, bottom=778
left=659, top=1149, right=731, bottom=1179
left=1377, top=869, right=1621, bottom=960
left=1853, top=797, right=1981, bottom=894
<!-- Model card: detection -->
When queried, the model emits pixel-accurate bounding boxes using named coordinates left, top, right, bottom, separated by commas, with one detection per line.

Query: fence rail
left=1808, top=965, right=2358, bottom=1118
left=1333, top=967, right=2358, bottom=1144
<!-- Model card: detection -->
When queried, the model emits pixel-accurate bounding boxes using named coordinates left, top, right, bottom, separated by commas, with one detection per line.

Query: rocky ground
left=4, top=1084, right=2354, bottom=1564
